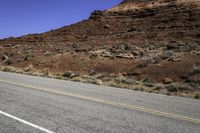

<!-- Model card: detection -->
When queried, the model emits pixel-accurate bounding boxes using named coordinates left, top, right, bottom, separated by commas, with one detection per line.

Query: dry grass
left=194, top=92, right=200, bottom=99
left=0, top=66, right=199, bottom=99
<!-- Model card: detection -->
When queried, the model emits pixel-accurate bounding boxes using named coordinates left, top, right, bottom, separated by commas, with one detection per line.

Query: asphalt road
left=0, top=71, right=199, bottom=133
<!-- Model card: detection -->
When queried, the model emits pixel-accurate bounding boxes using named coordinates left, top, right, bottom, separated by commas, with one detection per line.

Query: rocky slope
left=0, top=0, right=200, bottom=98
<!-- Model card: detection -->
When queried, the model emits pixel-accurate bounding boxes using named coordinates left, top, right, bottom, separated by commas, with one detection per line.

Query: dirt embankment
left=0, top=0, right=200, bottom=99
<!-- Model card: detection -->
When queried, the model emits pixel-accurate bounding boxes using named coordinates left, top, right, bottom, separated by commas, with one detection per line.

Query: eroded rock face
left=122, top=0, right=151, bottom=3
left=122, top=0, right=177, bottom=3
left=107, top=0, right=180, bottom=12
left=122, top=0, right=177, bottom=4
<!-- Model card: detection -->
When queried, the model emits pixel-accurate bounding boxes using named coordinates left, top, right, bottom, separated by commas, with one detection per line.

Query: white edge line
left=0, top=110, right=55, bottom=133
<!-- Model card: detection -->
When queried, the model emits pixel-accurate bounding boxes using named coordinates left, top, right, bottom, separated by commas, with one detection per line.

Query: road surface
left=0, top=71, right=199, bottom=133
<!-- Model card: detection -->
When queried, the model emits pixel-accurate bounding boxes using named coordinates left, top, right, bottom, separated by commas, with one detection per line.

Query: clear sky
left=0, top=0, right=122, bottom=39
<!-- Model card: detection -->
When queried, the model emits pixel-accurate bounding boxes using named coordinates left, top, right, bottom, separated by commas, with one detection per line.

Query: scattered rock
left=127, top=69, right=141, bottom=76
left=2, top=54, right=9, bottom=61
left=180, top=43, right=197, bottom=52
left=44, top=51, right=51, bottom=56
left=70, top=43, right=78, bottom=48
left=138, top=56, right=153, bottom=67
left=171, top=58, right=182, bottom=62
left=62, top=71, right=79, bottom=78
left=24, top=64, right=34, bottom=72
left=109, top=47, right=122, bottom=53
left=166, top=44, right=179, bottom=50
left=90, top=10, right=103, bottom=20
left=116, top=53, right=134, bottom=59
left=161, top=50, right=173, bottom=59
left=62, top=72, right=72, bottom=78
left=4, top=44, right=12, bottom=47
left=89, top=53, right=98, bottom=59
left=75, top=48, right=87, bottom=52
left=104, top=24, right=110, bottom=28
left=70, top=72, right=80, bottom=78
left=155, top=63, right=162, bottom=67
left=163, top=78, right=173, bottom=84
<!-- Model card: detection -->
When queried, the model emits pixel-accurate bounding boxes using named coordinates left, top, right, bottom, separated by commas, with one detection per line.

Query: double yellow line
left=0, top=79, right=200, bottom=124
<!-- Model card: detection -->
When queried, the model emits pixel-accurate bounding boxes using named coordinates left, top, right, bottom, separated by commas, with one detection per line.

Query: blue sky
left=0, top=0, right=122, bottom=39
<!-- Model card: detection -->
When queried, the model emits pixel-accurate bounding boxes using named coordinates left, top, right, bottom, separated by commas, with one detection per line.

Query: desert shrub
left=194, top=93, right=200, bottom=99
left=110, top=82, right=124, bottom=88
left=4, top=58, right=12, bottom=65
left=180, top=42, right=197, bottom=52
left=24, top=51, right=34, bottom=60
left=2, top=54, right=12, bottom=65
left=134, top=87, right=144, bottom=91
left=2, top=67, right=12, bottom=72
left=166, top=83, right=192, bottom=92
left=41, top=69, right=49, bottom=77
left=99, top=45, right=108, bottom=49
left=1, top=66, right=17, bottom=72
left=88, top=79, right=102, bottom=85
left=62, top=72, right=72, bottom=78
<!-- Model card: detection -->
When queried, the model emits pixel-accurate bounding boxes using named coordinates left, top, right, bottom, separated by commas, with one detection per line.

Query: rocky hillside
left=0, top=0, right=200, bottom=98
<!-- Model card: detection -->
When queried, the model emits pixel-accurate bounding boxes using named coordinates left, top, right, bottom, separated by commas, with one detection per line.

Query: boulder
left=163, top=78, right=173, bottom=84
left=161, top=50, right=173, bottom=59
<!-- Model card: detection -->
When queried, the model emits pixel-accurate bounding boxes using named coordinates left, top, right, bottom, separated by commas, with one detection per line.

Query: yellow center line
left=0, top=79, right=200, bottom=124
